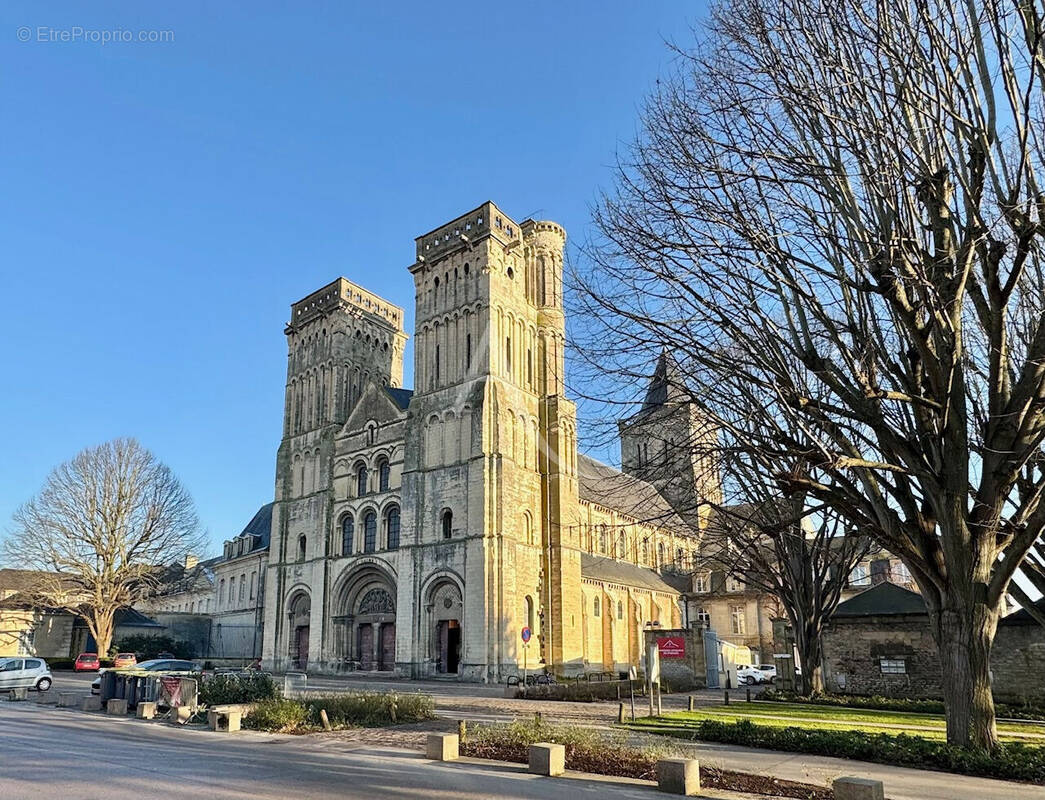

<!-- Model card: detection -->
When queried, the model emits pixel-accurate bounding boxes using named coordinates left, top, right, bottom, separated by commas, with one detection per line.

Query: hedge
left=198, top=673, right=279, bottom=706
left=759, top=690, right=1045, bottom=722
left=666, top=718, right=1045, bottom=783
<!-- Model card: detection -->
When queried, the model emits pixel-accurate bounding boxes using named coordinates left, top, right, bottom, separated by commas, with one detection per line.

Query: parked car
left=757, top=664, right=778, bottom=683
left=736, top=664, right=762, bottom=685
left=113, top=653, right=137, bottom=669
left=91, top=658, right=201, bottom=695
left=0, top=657, right=53, bottom=692
left=74, top=653, right=100, bottom=672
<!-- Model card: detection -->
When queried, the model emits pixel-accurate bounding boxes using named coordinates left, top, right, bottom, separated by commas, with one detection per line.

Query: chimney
left=184, top=553, right=199, bottom=570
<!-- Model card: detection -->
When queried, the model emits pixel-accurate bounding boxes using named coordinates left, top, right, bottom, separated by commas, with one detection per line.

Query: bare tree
left=3, top=438, right=203, bottom=657
left=573, top=0, right=1045, bottom=749
left=701, top=459, right=871, bottom=696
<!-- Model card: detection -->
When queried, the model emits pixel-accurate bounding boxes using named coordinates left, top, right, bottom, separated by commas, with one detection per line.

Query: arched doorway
left=287, top=591, right=311, bottom=670
left=426, top=579, right=463, bottom=675
left=333, top=565, right=397, bottom=672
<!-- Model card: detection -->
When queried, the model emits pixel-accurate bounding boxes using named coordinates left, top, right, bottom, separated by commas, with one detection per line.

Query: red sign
left=657, top=636, right=686, bottom=659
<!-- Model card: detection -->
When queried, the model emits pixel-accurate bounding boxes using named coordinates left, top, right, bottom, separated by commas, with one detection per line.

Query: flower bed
left=459, top=720, right=831, bottom=799
left=243, top=691, right=435, bottom=733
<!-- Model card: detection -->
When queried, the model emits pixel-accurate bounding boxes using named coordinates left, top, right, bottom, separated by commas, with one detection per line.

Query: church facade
left=260, top=202, right=712, bottom=681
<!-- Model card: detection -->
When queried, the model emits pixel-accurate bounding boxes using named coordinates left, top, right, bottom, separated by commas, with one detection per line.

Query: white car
left=757, top=664, right=778, bottom=683
left=736, top=664, right=762, bottom=685
left=0, top=657, right=53, bottom=692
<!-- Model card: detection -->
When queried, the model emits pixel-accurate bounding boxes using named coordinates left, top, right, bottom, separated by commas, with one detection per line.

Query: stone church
left=260, top=202, right=716, bottom=681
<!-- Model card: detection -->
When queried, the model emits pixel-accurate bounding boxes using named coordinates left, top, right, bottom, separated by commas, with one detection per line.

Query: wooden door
left=358, top=624, right=374, bottom=671
left=379, top=623, right=395, bottom=671
left=294, top=626, right=309, bottom=670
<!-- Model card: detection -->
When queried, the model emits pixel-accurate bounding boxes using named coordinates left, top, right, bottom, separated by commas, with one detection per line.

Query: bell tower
left=399, top=202, right=583, bottom=679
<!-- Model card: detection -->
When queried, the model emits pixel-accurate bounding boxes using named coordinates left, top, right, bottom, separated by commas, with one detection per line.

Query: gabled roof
left=115, top=607, right=163, bottom=628
left=577, top=454, right=692, bottom=533
left=385, top=387, right=413, bottom=410
left=580, top=553, right=681, bottom=595
left=833, top=582, right=927, bottom=618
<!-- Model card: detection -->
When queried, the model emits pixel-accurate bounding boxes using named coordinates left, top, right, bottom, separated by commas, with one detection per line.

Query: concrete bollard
left=36, top=691, right=58, bottom=705
left=106, top=698, right=128, bottom=716
left=724, top=690, right=729, bottom=705
left=746, top=688, right=752, bottom=703
left=208, top=710, right=242, bottom=732
left=618, top=702, right=625, bottom=723
left=656, top=758, right=701, bottom=796
left=528, top=742, right=565, bottom=777
left=426, top=733, right=459, bottom=761
left=57, top=692, right=81, bottom=708
left=832, top=777, right=885, bottom=800
left=9, top=688, right=28, bottom=701
left=81, top=696, right=102, bottom=712
left=137, top=701, right=157, bottom=719
left=174, top=706, right=192, bottom=724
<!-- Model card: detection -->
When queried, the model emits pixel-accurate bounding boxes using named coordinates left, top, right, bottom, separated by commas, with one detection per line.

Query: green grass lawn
left=627, top=701, right=1045, bottom=743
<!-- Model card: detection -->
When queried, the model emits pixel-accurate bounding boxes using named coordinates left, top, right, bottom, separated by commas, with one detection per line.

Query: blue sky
left=0, top=1, right=701, bottom=554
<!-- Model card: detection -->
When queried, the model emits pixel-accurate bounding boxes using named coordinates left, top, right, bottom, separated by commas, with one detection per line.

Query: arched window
left=363, top=512, right=377, bottom=553
left=441, top=509, right=453, bottom=539
left=297, top=534, right=307, bottom=562
left=593, top=596, right=601, bottom=617
left=657, top=542, right=665, bottom=567
left=229, top=576, right=236, bottom=603
left=378, top=459, right=390, bottom=492
left=341, top=514, right=354, bottom=556
left=239, top=573, right=246, bottom=601
left=355, top=461, right=368, bottom=496
left=618, top=532, right=626, bottom=560
left=523, top=512, right=533, bottom=546
left=642, top=539, right=649, bottom=564
left=525, top=595, right=535, bottom=632
left=386, top=506, right=400, bottom=550
left=617, top=600, right=624, bottom=620
left=599, top=525, right=608, bottom=553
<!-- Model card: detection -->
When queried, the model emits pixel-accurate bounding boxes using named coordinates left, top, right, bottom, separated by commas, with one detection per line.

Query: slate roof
left=0, top=569, right=59, bottom=596
left=239, top=502, right=274, bottom=551
left=636, top=350, right=692, bottom=419
left=115, top=607, right=163, bottom=628
left=385, top=387, right=414, bottom=411
left=580, top=552, right=681, bottom=594
left=833, top=582, right=927, bottom=618
left=577, top=454, right=692, bottom=533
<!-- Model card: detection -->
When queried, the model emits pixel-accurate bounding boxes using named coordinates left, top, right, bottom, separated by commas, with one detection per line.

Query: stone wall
left=993, top=618, right=1045, bottom=703
left=822, top=614, right=943, bottom=698
left=643, top=626, right=707, bottom=691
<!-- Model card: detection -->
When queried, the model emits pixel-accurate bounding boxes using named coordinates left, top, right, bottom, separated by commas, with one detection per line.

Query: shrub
left=244, top=691, right=436, bottom=733
left=669, top=718, right=1045, bottom=784
left=758, top=690, right=1045, bottom=722
left=512, top=680, right=630, bottom=702
left=302, top=691, right=435, bottom=727
left=198, top=673, right=279, bottom=706
left=243, top=698, right=310, bottom=733
left=461, top=720, right=830, bottom=798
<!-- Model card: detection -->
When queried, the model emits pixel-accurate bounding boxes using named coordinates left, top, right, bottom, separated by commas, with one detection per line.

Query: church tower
left=618, top=351, right=721, bottom=528
left=398, top=202, right=583, bottom=680
left=263, top=279, right=407, bottom=670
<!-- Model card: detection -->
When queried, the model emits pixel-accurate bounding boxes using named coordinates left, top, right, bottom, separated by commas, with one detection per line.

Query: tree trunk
left=795, top=621, right=825, bottom=697
left=929, top=599, right=1000, bottom=750
left=89, top=610, right=115, bottom=659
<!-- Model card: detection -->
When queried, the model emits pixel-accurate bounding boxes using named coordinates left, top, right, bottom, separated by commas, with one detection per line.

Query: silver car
left=0, top=657, right=53, bottom=692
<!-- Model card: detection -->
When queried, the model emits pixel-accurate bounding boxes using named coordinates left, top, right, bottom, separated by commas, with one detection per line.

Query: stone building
left=261, top=202, right=711, bottom=681
left=822, top=582, right=1045, bottom=704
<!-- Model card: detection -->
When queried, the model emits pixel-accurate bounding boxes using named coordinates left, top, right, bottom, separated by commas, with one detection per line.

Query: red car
left=74, top=653, right=100, bottom=672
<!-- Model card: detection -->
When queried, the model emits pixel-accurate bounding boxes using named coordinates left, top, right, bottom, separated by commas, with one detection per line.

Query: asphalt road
left=0, top=702, right=656, bottom=800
